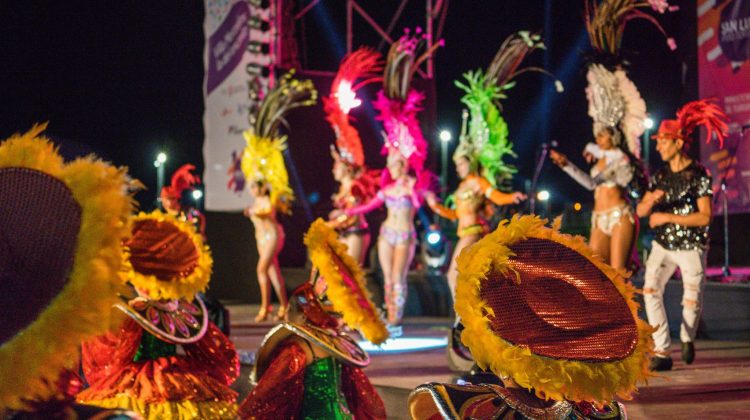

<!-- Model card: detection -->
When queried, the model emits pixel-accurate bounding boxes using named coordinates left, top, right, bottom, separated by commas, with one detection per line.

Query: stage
left=227, top=304, right=750, bottom=420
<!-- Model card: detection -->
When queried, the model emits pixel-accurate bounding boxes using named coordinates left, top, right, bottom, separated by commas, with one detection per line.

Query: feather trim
left=123, top=211, right=213, bottom=301
left=676, top=99, right=730, bottom=148
left=0, top=126, right=135, bottom=411
left=455, top=215, right=654, bottom=405
left=304, top=219, right=389, bottom=345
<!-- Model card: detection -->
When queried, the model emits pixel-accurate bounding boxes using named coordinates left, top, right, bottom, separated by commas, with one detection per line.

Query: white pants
left=643, top=241, right=707, bottom=354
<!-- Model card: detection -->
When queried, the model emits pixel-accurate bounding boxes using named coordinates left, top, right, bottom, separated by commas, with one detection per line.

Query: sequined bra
left=562, top=144, right=633, bottom=191
left=379, top=191, right=417, bottom=210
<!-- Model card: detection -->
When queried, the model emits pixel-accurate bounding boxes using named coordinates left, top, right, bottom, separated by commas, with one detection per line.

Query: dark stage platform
left=227, top=304, right=750, bottom=420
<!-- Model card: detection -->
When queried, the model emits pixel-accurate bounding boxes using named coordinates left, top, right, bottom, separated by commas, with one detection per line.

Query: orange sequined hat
left=455, top=215, right=654, bottom=405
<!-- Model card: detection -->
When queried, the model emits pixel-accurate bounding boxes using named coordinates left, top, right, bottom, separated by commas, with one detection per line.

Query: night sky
left=0, top=0, right=694, bottom=210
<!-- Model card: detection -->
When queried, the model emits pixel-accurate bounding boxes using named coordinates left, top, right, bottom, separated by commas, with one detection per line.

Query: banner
left=203, top=0, right=274, bottom=211
left=698, top=0, right=750, bottom=214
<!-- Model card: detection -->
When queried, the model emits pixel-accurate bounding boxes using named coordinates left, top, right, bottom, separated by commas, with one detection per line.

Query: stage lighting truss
left=246, top=0, right=277, bottom=125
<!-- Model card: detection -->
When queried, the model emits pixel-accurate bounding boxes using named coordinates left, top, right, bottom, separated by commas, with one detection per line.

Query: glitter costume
left=239, top=220, right=387, bottom=419
left=641, top=99, right=728, bottom=370
left=408, top=216, right=655, bottom=419
left=0, top=124, right=138, bottom=419
left=345, top=29, right=442, bottom=326
left=77, top=211, right=240, bottom=419
left=325, top=48, right=382, bottom=253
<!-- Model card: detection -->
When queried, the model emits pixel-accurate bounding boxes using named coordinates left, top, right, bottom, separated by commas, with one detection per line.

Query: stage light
left=426, top=230, right=442, bottom=246
left=247, top=41, right=271, bottom=55
left=335, top=80, right=361, bottom=114
left=574, top=202, right=582, bottom=211
left=644, top=117, right=655, bottom=129
left=192, top=189, right=203, bottom=200
left=537, top=190, right=550, bottom=201
left=248, top=15, right=270, bottom=32
left=439, top=130, right=452, bottom=143
left=248, top=0, right=270, bottom=7
left=357, top=337, right=448, bottom=354
left=157, top=152, right=167, bottom=164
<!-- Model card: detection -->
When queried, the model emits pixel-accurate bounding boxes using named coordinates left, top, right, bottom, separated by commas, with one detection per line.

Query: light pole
left=154, top=152, right=167, bottom=208
left=643, top=117, right=654, bottom=171
left=439, top=129, right=452, bottom=199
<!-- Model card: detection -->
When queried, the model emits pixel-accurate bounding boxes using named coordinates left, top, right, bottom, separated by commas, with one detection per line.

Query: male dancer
left=636, top=99, right=728, bottom=371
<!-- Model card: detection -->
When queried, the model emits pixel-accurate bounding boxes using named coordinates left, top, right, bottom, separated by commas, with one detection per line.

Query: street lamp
left=537, top=190, right=550, bottom=201
left=643, top=116, right=654, bottom=172
left=154, top=151, right=167, bottom=208
left=439, top=129, right=452, bottom=199
left=192, top=189, right=203, bottom=209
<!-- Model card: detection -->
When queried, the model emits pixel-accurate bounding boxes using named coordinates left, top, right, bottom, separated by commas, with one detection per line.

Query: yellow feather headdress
left=242, top=70, right=317, bottom=213
left=0, top=124, right=135, bottom=411
left=304, top=219, right=389, bottom=345
left=455, top=215, right=654, bottom=404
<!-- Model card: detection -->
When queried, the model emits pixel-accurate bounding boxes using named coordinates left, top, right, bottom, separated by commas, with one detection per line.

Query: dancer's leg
left=389, top=239, right=416, bottom=325
left=255, top=230, right=274, bottom=321
left=446, top=235, right=481, bottom=302
left=378, top=237, right=395, bottom=322
left=589, top=226, right=611, bottom=265
left=609, top=216, right=635, bottom=272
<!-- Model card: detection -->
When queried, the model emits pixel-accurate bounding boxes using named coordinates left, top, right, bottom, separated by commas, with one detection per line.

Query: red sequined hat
left=455, top=215, right=654, bottom=404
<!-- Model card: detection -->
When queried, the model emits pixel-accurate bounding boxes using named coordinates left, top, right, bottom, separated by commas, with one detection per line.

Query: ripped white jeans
left=643, top=241, right=707, bottom=354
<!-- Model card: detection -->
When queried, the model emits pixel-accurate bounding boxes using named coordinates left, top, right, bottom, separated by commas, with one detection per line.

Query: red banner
left=698, top=0, right=750, bottom=214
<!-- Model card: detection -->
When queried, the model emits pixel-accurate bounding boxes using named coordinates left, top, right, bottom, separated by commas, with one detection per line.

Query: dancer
left=0, top=124, right=137, bottom=418
left=239, top=220, right=388, bottom=419
left=408, top=215, right=654, bottom=419
left=428, top=30, right=563, bottom=301
left=77, top=211, right=240, bottom=419
left=550, top=0, right=676, bottom=272
left=161, top=163, right=205, bottom=236
left=344, top=30, right=441, bottom=327
left=242, top=71, right=317, bottom=322
left=637, top=99, right=728, bottom=371
left=325, top=48, right=382, bottom=264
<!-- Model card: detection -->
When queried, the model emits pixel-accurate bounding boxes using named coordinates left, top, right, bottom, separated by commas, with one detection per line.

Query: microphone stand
left=713, top=126, right=747, bottom=278
left=529, top=142, right=551, bottom=215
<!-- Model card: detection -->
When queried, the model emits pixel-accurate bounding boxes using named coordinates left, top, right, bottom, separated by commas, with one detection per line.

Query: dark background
left=2, top=1, right=747, bottom=301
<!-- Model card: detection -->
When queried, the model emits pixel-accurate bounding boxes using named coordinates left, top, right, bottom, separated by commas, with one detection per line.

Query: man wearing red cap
left=636, top=99, right=728, bottom=371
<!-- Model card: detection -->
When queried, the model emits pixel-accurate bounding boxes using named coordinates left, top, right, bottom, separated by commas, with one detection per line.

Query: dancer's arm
left=345, top=192, right=384, bottom=216
left=637, top=189, right=664, bottom=218
left=424, top=191, right=457, bottom=220
left=476, top=177, right=526, bottom=206
left=650, top=196, right=712, bottom=228
left=550, top=150, right=596, bottom=191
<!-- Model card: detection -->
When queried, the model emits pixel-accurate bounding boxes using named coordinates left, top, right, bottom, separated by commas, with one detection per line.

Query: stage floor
left=228, top=304, right=750, bottom=419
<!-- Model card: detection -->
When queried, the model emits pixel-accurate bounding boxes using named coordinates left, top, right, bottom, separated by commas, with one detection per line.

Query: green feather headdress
left=454, top=31, right=562, bottom=187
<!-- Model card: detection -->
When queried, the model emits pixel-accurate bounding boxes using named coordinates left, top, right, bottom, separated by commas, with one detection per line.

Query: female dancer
left=325, top=47, right=382, bottom=264
left=550, top=0, right=674, bottom=271
left=426, top=31, right=561, bottom=298
left=344, top=30, right=441, bottom=326
left=242, top=71, right=317, bottom=322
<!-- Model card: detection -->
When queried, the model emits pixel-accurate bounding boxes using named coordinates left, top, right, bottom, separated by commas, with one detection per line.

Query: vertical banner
left=204, top=0, right=251, bottom=211
left=698, top=0, right=750, bottom=214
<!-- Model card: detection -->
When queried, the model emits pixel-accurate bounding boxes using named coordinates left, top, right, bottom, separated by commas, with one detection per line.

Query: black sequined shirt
left=650, top=161, right=712, bottom=251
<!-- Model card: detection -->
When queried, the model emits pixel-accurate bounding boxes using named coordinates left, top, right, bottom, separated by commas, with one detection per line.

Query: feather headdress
left=454, top=31, right=562, bottom=186
left=162, top=164, right=200, bottom=200
left=324, top=48, right=382, bottom=167
left=585, top=0, right=678, bottom=64
left=242, top=71, right=317, bottom=213
left=653, top=99, right=729, bottom=148
left=373, top=29, right=442, bottom=173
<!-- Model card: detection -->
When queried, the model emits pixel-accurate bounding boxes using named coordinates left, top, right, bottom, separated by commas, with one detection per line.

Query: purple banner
left=206, top=1, right=249, bottom=95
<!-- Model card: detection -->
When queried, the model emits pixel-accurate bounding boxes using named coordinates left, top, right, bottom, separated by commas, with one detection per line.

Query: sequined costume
left=650, top=161, right=712, bottom=251
left=0, top=124, right=139, bottom=419
left=409, top=215, right=655, bottom=419
left=640, top=99, right=728, bottom=369
left=239, top=220, right=387, bottom=419
left=77, top=211, right=240, bottom=419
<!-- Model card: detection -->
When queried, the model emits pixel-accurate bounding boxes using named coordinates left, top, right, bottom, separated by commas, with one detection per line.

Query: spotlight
left=426, top=230, right=442, bottom=246
left=439, top=130, right=452, bottom=143
left=644, top=117, right=655, bottom=130
left=537, top=190, right=550, bottom=201
left=573, top=202, right=582, bottom=211
left=421, top=226, right=449, bottom=273
left=192, top=189, right=203, bottom=200
left=247, top=41, right=271, bottom=54
left=157, top=152, right=167, bottom=164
